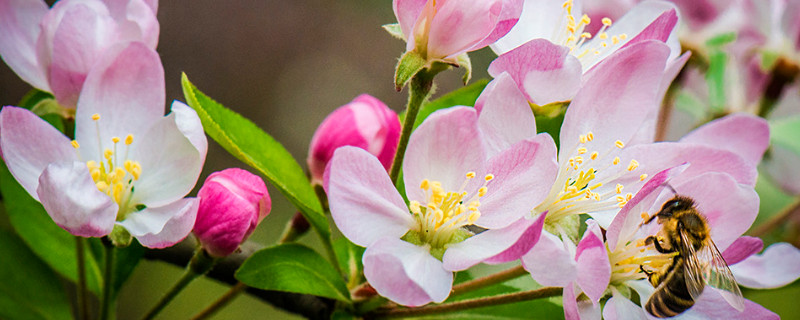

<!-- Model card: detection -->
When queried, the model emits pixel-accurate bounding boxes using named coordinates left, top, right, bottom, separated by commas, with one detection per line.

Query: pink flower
left=325, top=74, right=557, bottom=306
left=194, top=168, right=271, bottom=258
left=0, top=42, right=207, bottom=248
left=390, top=0, right=523, bottom=63
left=488, top=0, right=687, bottom=106
left=0, top=0, right=159, bottom=108
left=307, top=94, right=400, bottom=186
left=552, top=165, right=800, bottom=320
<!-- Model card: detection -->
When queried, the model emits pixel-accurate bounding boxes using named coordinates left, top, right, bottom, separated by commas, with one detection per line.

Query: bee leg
left=645, top=236, right=672, bottom=254
left=640, top=265, right=660, bottom=286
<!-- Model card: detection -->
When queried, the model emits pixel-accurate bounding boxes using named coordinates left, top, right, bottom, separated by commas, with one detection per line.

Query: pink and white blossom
left=0, top=0, right=159, bottom=108
left=390, top=0, right=523, bottom=63
left=194, top=168, right=271, bottom=258
left=325, top=74, right=557, bottom=306
left=307, top=94, right=400, bottom=186
left=0, top=42, right=206, bottom=248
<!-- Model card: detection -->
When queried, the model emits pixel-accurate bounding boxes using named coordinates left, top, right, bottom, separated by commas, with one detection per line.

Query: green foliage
left=181, top=74, right=329, bottom=238
left=770, top=115, right=800, bottom=154
left=382, top=23, right=404, bottom=40
left=706, top=51, right=728, bottom=113
left=705, top=32, right=737, bottom=47
left=0, top=230, right=72, bottom=320
left=236, top=243, right=351, bottom=302
left=333, top=237, right=365, bottom=287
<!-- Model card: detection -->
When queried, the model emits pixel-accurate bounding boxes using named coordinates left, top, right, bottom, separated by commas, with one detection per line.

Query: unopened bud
left=307, top=94, right=400, bottom=186
left=194, top=168, right=271, bottom=258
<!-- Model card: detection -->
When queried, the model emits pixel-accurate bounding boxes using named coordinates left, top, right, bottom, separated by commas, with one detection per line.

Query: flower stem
left=750, top=197, right=800, bottom=237
left=100, top=239, right=115, bottom=320
left=388, top=70, right=436, bottom=185
left=451, top=265, right=528, bottom=296
left=142, top=248, right=218, bottom=320
left=367, top=286, right=562, bottom=318
left=75, top=236, right=89, bottom=320
left=191, top=281, right=248, bottom=320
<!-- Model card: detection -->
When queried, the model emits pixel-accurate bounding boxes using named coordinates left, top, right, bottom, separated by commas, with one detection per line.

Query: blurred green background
left=1, top=0, right=798, bottom=319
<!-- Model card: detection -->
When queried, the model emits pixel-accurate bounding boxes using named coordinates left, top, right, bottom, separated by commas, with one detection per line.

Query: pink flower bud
left=393, top=0, right=523, bottom=61
left=194, top=168, right=271, bottom=257
left=307, top=94, right=401, bottom=186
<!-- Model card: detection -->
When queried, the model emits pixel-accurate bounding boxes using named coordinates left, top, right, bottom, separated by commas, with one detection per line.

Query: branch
left=143, top=240, right=334, bottom=319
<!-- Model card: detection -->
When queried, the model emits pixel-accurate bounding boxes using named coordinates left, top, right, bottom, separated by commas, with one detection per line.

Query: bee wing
left=702, top=240, right=746, bottom=311
left=679, top=229, right=706, bottom=301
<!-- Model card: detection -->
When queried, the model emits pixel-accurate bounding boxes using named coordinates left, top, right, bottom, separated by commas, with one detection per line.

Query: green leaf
left=396, top=51, right=428, bottom=91
left=770, top=115, right=800, bottom=154
left=0, top=161, right=103, bottom=295
left=236, top=243, right=350, bottom=302
left=706, top=50, right=728, bottom=113
left=0, top=230, right=72, bottom=320
left=410, top=79, right=490, bottom=130
left=12, top=89, right=64, bottom=132
left=181, top=74, right=329, bottom=237
left=705, top=32, right=737, bottom=47
left=333, top=237, right=365, bottom=286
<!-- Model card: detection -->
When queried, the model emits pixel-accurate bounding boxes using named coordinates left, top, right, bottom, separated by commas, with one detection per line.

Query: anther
left=104, top=149, right=114, bottom=160
left=602, top=17, right=612, bottom=26
left=577, top=147, right=587, bottom=154
left=466, top=172, right=476, bottom=179
left=71, top=140, right=80, bottom=149
left=484, top=174, right=494, bottom=181
left=613, top=157, right=620, bottom=165
left=599, top=33, right=608, bottom=40
left=420, top=179, right=430, bottom=190
left=590, top=152, right=598, bottom=160
left=639, top=174, right=648, bottom=181
left=615, top=184, right=623, bottom=194
left=587, top=132, right=594, bottom=141
left=111, top=137, right=120, bottom=144
left=125, top=134, right=134, bottom=145
left=478, top=187, right=488, bottom=197
left=91, top=114, right=100, bottom=121
left=627, top=160, right=639, bottom=171
left=615, top=140, right=625, bottom=149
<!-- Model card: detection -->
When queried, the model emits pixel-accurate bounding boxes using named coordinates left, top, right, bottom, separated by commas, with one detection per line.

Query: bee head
left=657, top=196, right=695, bottom=218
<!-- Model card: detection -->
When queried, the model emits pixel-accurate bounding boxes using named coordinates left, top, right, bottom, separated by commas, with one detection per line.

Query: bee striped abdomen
left=646, top=258, right=696, bottom=318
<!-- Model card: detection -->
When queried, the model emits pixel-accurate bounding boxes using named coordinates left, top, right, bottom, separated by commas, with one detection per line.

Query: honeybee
left=639, top=195, right=745, bottom=318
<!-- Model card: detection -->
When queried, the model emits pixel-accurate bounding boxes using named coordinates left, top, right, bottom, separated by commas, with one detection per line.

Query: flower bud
left=307, top=94, right=401, bottom=186
left=194, top=168, right=271, bottom=258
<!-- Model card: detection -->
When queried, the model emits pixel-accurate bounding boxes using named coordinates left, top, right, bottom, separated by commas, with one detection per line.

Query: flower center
left=407, top=172, right=493, bottom=249
left=536, top=132, right=647, bottom=224
left=608, top=212, right=677, bottom=284
left=71, top=113, right=142, bottom=218
left=557, top=0, right=628, bottom=67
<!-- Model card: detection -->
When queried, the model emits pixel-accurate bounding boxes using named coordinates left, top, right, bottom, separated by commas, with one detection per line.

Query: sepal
left=395, top=50, right=427, bottom=91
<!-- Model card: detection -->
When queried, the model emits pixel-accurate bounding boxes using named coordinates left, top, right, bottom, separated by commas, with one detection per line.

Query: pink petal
left=563, top=284, right=581, bottom=320
left=616, top=6, right=679, bottom=54
left=603, top=292, right=649, bottom=320
left=120, top=197, right=198, bottom=249
left=171, top=101, right=208, bottom=160
left=475, top=72, right=537, bottom=155
left=46, top=0, right=119, bottom=107
left=107, top=0, right=159, bottom=48
left=486, top=210, right=548, bottom=264
left=327, top=147, right=414, bottom=247
left=488, top=39, right=582, bottom=106
left=680, top=287, right=778, bottom=320
left=730, top=243, right=800, bottom=289
left=478, top=134, right=558, bottom=228
left=673, top=172, right=759, bottom=251
left=468, top=0, right=524, bottom=50
left=74, top=41, right=164, bottom=157
left=442, top=212, right=544, bottom=271
left=427, top=0, right=504, bottom=59
left=403, top=107, right=485, bottom=204
left=0, top=106, right=75, bottom=200
left=128, top=105, right=204, bottom=208
left=521, top=230, right=576, bottom=287
left=721, top=236, right=763, bottom=265
left=560, top=41, right=669, bottom=157
left=392, top=0, right=428, bottom=41
left=607, top=164, right=687, bottom=251
left=575, top=222, right=610, bottom=304
left=490, top=0, right=567, bottom=54
left=679, top=113, right=769, bottom=167
left=631, top=51, right=691, bottom=146
left=621, top=143, right=758, bottom=188
left=363, top=237, right=452, bottom=306
left=37, top=161, right=118, bottom=237
left=0, top=0, right=49, bottom=91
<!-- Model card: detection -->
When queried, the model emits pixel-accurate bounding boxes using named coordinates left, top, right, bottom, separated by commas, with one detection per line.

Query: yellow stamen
left=599, top=33, right=608, bottom=40
left=125, top=134, right=134, bottom=145
left=466, top=172, right=476, bottom=179
left=590, top=152, right=598, bottom=160
left=71, top=140, right=80, bottom=149
left=615, top=184, right=624, bottom=194
left=613, top=157, right=620, bottom=165
left=577, top=147, right=587, bottom=154
left=615, top=140, right=625, bottom=149
left=485, top=174, right=494, bottom=181
left=639, top=174, right=648, bottom=181
left=111, top=136, right=120, bottom=144
left=91, top=114, right=100, bottom=121
left=420, top=179, right=430, bottom=190
left=627, top=160, right=639, bottom=171
left=602, top=17, right=612, bottom=26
